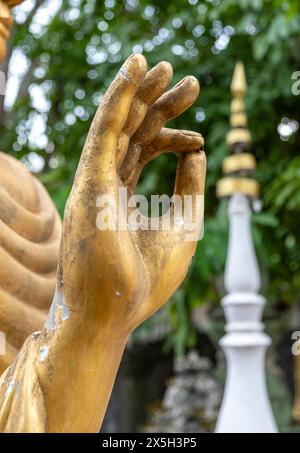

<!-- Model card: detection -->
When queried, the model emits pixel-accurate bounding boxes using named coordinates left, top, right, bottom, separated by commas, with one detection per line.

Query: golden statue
left=0, top=1, right=206, bottom=432
left=0, top=0, right=62, bottom=377
left=0, top=152, right=61, bottom=374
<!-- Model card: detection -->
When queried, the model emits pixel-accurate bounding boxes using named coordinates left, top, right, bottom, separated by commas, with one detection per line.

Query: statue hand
left=0, top=55, right=206, bottom=433
left=59, top=54, right=206, bottom=334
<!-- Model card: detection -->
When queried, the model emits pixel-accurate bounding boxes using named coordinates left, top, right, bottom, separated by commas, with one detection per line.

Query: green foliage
left=2, top=0, right=300, bottom=351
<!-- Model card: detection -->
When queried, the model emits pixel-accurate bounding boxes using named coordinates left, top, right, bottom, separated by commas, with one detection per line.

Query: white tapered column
left=215, top=193, right=277, bottom=433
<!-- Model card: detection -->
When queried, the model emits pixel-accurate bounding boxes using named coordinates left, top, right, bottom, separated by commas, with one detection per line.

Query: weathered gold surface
left=223, top=153, right=256, bottom=174
left=0, top=54, right=206, bottom=432
left=216, top=176, right=259, bottom=198
left=0, top=152, right=62, bottom=374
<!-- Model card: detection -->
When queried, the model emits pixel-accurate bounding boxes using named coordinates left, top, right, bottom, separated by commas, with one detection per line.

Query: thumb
left=173, top=151, right=206, bottom=242
left=174, top=151, right=206, bottom=197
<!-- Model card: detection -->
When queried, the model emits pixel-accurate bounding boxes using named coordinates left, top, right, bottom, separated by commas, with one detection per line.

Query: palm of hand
left=59, top=55, right=206, bottom=333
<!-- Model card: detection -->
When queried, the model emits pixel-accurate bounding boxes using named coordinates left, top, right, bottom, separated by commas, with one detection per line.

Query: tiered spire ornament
left=215, top=63, right=277, bottom=433
left=227, top=61, right=251, bottom=145
left=216, top=62, right=259, bottom=199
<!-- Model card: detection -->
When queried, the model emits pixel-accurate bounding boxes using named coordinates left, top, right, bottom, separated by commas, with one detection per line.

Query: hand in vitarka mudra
left=0, top=54, right=206, bottom=433
left=59, top=53, right=206, bottom=331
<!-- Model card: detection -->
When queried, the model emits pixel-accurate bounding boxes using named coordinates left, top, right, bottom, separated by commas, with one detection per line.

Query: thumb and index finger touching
left=78, top=54, right=147, bottom=181
left=77, top=54, right=206, bottom=203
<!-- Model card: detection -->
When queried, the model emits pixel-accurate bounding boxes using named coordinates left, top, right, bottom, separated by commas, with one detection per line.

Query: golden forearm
left=38, top=293, right=128, bottom=432
left=0, top=54, right=205, bottom=433
left=0, top=289, right=128, bottom=432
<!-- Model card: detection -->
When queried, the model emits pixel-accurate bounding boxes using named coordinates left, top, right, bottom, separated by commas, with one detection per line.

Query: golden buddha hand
left=0, top=54, right=206, bottom=433
left=58, top=53, right=206, bottom=333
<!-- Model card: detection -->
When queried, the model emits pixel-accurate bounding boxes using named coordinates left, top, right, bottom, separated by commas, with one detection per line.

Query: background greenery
left=2, top=0, right=299, bottom=355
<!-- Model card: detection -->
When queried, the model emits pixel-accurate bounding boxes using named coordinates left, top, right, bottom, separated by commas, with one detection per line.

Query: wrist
left=37, top=311, right=128, bottom=432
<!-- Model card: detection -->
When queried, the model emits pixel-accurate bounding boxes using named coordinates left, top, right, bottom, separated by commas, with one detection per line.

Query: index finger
left=132, top=76, right=199, bottom=147
left=84, top=54, right=147, bottom=165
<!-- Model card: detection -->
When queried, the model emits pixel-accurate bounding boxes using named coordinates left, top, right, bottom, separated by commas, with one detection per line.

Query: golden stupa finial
left=231, top=61, right=247, bottom=96
left=217, top=62, right=259, bottom=198
left=226, top=61, right=251, bottom=146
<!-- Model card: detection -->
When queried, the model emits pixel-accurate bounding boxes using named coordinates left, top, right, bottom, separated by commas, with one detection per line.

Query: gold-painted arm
left=0, top=55, right=206, bottom=432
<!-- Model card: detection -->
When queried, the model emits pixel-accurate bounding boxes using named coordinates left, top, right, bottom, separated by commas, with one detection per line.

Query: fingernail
left=173, top=77, right=188, bottom=89
left=120, top=54, right=147, bottom=87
